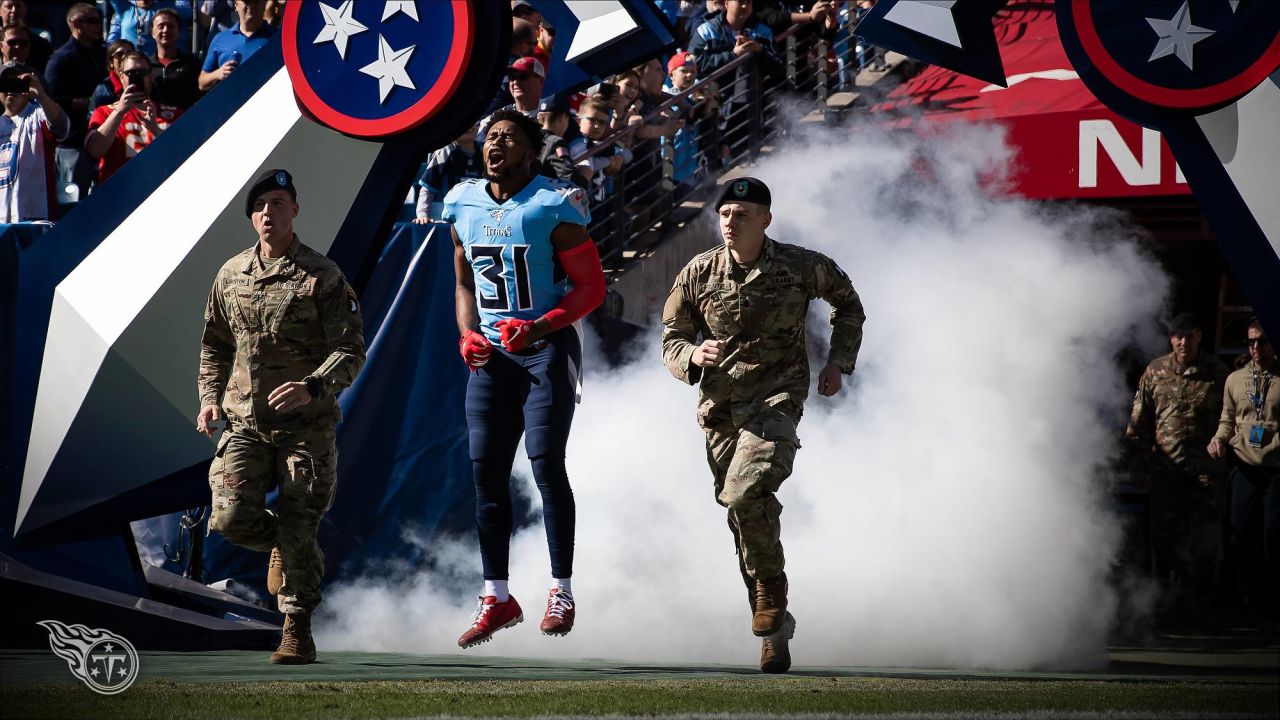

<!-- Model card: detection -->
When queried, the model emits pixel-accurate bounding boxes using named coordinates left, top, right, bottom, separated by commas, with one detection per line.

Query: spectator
left=1209, top=318, right=1278, bottom=621
left=90, top=39, right=134, bottom=113
left=199, top=0, right=273, bottom=92
left=753, top=0, right=837, bottom=36
left=569, top=96, right=630, bottom=204
left=511, top=1, right=552, bottom=69
left=663, top=51, right=716, bottom=194
left=198, top=0, right=237, bottom=49
left=488, top=17, right=538, bottom=111
left=609, top=69, right=642, bottom=136
left=688, top=0, right=782, bottom=77
left=109, top=0, right=167, bottom=56
left=535, top=93, right=585, bottom=188
left=412, top=122, right=482, bottom=224
left=149, top=7, right=199, bottom=109
left=0, top=1, right=52, bottom=72
left=478, top=56, right=544, bottom=139
left=45, top=2, right=107, bottom=199
left=0, top=61, right=69, bottom=222
left=85, top=51, right=181, bottom=183
left=1125, top=313, right=1230, bottom=622
left=263, top=0, right=282, bottom=26
left=1, top=22, right=31, bottom=65
left=511, top=0, right=541, bottom=29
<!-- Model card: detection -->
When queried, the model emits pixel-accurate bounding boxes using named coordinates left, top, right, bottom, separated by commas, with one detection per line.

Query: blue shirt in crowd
left=203, top=22, right=276, bottom=73
left=108, top=1, right=193, bottom=56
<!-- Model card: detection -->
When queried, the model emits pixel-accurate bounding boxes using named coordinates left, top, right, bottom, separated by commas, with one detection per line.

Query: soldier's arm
left=197, top=278, right=234, bottom=408
left=309, top=270, right=366, bottom=397
left=813, top=253, right=865, bottom=373
left=661, top=267, right=703, bottom=385
left=1124, top=370, right=1154, bottom=443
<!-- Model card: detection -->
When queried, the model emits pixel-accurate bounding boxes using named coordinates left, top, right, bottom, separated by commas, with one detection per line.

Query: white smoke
left=316, top=120, right=1169, bottom=670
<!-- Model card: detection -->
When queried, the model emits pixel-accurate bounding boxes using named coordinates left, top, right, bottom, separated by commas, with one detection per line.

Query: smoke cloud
left=317, top=120, right=1169, bottom=670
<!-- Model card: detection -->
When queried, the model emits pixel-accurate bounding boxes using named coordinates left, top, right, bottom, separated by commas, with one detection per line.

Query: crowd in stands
left=1, top=0, right=277, bottom=223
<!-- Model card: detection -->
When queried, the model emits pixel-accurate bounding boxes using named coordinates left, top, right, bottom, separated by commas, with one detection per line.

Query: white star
left=103, top=643, right=115, bottom=653
left=360, top=35, right=416, bottom=104
left=1147, top=1, right=1214, bottom=70
left=313, top=0, right=367, bottom=60
left=382, top=0, right=419, bottom=22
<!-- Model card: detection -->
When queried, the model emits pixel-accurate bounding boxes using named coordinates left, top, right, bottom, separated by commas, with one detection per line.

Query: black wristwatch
left=303, top=376, right=323, bottom=399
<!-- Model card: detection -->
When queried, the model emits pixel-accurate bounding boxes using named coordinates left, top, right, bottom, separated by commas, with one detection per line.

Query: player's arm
left=196, top=279, right=233, bottom=435
left=507, top=223, right=605, bottom=347
left=453, top=226, right=492, bottom=369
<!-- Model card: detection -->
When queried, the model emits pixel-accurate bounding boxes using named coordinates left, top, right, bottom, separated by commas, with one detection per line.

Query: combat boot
left=266, top=547, right=284, bottom=596
left=760, top=612, right=796, bottom=673
left=269, top=613, right=316, bottom=665
left=752, top=572, right=788, bottom=636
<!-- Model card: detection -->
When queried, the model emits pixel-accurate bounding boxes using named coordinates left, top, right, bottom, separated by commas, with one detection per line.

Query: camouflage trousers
left=208, top=423, right=338, bottom=615
left=704, top=404, right=801, bottom=607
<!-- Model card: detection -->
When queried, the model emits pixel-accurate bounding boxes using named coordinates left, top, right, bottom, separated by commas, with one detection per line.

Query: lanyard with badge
left=1248, top=365, right=1272, bottom=448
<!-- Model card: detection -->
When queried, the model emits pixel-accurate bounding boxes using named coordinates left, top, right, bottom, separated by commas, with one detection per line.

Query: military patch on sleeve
left=345, top=284, right=359, bottom=314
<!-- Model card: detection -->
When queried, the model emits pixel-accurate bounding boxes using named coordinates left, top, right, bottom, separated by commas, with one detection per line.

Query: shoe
left=269, top=613, right=316, bottom=665
left=759, top=612, right=796, bottom=674
left=752, top=573, right=788, bottom=636
left=458, top=595, right=523, bottom=648
left=540, top=589, right=575, bottom=636
left=267, top=547, right=284, bottom=596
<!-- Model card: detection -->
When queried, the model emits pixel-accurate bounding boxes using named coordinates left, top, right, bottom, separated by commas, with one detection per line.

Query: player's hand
left=267, top=382, right=313, bottom=413
left=817, top=362, right=844, bottom=397
left=196, top=404, right=223, bottom=436
left=459, top=329, right=492, bottom=369
left=495, top=318, right=537, bottom=352
left=1207, top=437, right=1226, bottom=459
left=691, top=339, right=726, bottom=367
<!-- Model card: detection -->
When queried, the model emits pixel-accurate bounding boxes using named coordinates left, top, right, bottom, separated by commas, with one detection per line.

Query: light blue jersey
left=443, top=176, right=591, bottom=343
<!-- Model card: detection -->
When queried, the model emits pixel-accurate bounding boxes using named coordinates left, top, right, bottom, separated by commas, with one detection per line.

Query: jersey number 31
left=471, top=244, right=533, bottom=311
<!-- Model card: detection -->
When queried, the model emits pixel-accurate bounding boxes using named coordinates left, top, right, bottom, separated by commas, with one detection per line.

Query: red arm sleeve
left=541, top=239, right=605, bottom=331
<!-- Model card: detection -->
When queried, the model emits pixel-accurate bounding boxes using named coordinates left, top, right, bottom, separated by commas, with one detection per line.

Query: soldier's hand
left=691, top=339, right=726, bottom=367
left=817, top=362, right=843, bottom=397
left=1207, top=437, right=1225, bottom=459
left=268, top=382, right=313, bottom=413
left=196, top=404, right=223, bottom=436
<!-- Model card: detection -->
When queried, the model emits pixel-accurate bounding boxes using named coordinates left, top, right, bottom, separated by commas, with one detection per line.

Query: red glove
left=458, top=329, right=492, bottom=370
left=494, top=318, right=536, bottom=352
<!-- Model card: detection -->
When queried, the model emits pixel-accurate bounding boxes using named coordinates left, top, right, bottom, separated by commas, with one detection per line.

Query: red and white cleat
left=457, top=595, right=523, bottom=648
left=539, top=589, right=575, bottom=636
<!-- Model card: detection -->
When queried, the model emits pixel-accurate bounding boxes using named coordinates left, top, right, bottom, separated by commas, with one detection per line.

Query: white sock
left=552, top=577, right=572, bottom=596
left=484, top=580, right=509, bottom=602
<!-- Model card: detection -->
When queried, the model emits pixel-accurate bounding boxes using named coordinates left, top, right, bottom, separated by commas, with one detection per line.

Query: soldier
left=1125, top=313, right=1229, bottom=622
left=195, top=169, right=365, bottom=665
left=1208, top=317, right=1278, bottom=619
left=661, top=177, right=865, bottom=673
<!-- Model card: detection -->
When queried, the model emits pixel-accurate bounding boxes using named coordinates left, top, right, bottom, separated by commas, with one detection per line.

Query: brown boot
left=269, top=613, right=316, bottom=665
left=760, top=612, right=796, bottom=673
left=752, top=573, right=788, bottom=636
left=267, top=547, right=284, bottom=596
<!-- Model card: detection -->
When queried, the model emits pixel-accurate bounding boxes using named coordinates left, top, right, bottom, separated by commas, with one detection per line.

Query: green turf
left=3, top=677, right=1277, bottom=719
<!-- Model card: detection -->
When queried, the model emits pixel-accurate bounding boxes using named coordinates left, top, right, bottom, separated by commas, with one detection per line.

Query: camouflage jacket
left=198, top=236, right=366, bottom=431
left=1126, top=352, right=1229, bottom=474
left=662, top=237, right=865, bottom=428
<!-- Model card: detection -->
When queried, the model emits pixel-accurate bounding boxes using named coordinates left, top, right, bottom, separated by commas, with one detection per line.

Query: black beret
left=245, top=168, right=296, bottom=217
left=1166, top=312, right=1201, bottom=334
left=715, top=176, right=771, bottom=210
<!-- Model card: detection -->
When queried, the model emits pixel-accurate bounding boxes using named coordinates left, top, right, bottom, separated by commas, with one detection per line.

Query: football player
left=444, top=108, right=605, bottom=647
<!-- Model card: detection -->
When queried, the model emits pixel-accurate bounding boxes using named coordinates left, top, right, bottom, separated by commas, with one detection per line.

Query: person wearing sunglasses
left=0, top=23, right=29, bottom=65
left=0, top=1, right=52, bottom=72
left=44, top=3, right=107, bottom=199
left=84, top=51, right=181, bottom=184
left=1209, top=317, right=1278, bottom=622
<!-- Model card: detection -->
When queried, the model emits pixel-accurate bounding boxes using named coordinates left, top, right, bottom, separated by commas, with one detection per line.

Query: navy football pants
left=466, top=328, right=580, bottom=580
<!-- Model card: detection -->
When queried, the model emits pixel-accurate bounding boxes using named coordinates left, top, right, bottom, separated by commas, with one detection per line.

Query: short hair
left=152, top=7, right=181, bottom=29
left=612, top=69, right=640, bottom=86
left=1, top=22, right=28, bottom=37
left=485, top=108, right=545, bottom=157
left=512, top=18, right=536, bottom=45
left=106, top=40, right=134, bottom=67
left=1247, top=317, right=1264, bottom=334
left=119, top=51, right=151, bottom=69
left=66, top=2, right=96, bottom=25
left=578, top=97, right=609, bottom=118
left=511, top=3, right=539, bottom=20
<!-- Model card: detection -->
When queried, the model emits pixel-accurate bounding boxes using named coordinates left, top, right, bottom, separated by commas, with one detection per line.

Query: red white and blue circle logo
left=1060, top=0, right=1280, bottom=112
left=282, top=0, right=475, bottom=137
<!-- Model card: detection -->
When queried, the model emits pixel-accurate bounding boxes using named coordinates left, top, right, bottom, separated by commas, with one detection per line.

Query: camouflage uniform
left=1125, top=352, right=1229, bottom=601
left=198, top=236, right=365, bottom=615
left=662, top=237, right=865, bottom=600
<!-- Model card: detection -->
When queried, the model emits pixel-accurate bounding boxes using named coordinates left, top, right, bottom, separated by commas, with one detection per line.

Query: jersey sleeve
left=441, top=179, right=473, bottom=224
left=544, top=179, right=591, bottom=226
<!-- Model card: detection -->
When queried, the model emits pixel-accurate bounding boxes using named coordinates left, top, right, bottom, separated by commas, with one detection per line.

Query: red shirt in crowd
left=87, top=102, right=182, bottom=183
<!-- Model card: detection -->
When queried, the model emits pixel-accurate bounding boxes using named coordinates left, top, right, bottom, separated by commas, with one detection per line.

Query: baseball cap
left=667, top=51, right=695, bottom=74
left=538, top=93, right=570, bottom=114
left=245, top=168, right=296, bottom=217
left=508, top=56, right=545, bottom=79
left=0, top=60, right=33, bottom=78
left=1166, top=312, right=1201, bottom=335
left=715, top=176, right=771, bottom=210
